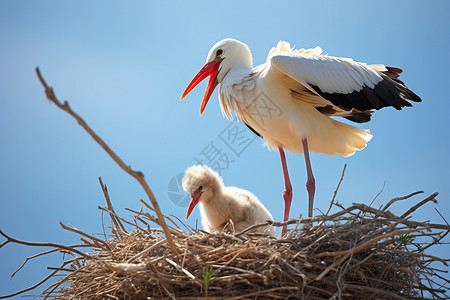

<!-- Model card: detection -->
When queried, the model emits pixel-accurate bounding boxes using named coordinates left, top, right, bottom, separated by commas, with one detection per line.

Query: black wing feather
left=308, top=67, right=421, bottom=112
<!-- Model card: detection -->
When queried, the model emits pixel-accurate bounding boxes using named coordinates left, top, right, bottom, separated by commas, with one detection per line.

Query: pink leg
left=302, top=138, right=315, bottom=218
left=278, top=146, right=292, bottom=236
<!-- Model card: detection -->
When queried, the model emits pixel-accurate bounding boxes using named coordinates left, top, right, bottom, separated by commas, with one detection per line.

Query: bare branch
left=382, top=190, right=424, bottom=211
left=401, top=192, right=439, bottom=218
left=11, top=245, right=87, bottom=279
left=0, top=229, right=94, bottom=260
left=314, top=227, right=427, bottom=258
left=369, top=181, right=386, bottom=207
left=98, top=176, right=126, bottom=235
left=327, top=164, right=346, bottom=216
left=35, top=67, right=178, bottom=256
left=0, top=259, right=76, bottom=299
left=59, top=222, right=107, bottom=249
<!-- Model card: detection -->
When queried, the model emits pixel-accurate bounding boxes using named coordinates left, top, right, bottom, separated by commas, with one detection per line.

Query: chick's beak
left=180, top=59, right=223, bottom=115
left=186, top=190, right=203, bottom=220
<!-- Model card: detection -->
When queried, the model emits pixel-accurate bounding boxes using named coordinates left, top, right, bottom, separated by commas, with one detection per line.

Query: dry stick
left=100, top=209, right=108, bottom=242
left=234, top=221, right=274, bottom=237
left=351, top=203, right=449, bottom=230
left=169, top=214, right=193, bottom=233
left=0, top=260, right=75, bottom=299
left=35, top=67, right=179, bottom=256
left=165, top=258, right=200, bottom=283
left=160, top=284, right=176, bottom=300
left=314, top=227, right=426, bottom=258
left=127, top=239, right=167, bottom=263
left=0, top=229, right=94, bottom=260
left=435, top=208, right=450, bottom=228
left=235, top=204, right=394, bottom=236
left=98, top=177, right=126, bottom=234
left=59, top=222, right=108, bottom=248
left=47, top=266, right=73, bottom=272
left=139, top=199, right=182, bottom=231
left=11, top=244, right=88, bottom=279
left=344, top=284, right=409, bottom=300
left=401, top=192, right=439, bottom=218
left=421, top=209, right=450, bottom=253
left=125, top=208, right=183, bottom=235
left=97, top=206, right=138, bottom=229
left=369, top=181, right=386, bottom=207
left=390, top=249, right=449, bottom=266
left=227, top=286, right=300, bottom=300
left=41, top=259, right=85, bottom=298
left=382, top=190, right=425, bottom=212
left=324, top=164, right=347, bottom=217
left=314, top=253, right=350, bottom=281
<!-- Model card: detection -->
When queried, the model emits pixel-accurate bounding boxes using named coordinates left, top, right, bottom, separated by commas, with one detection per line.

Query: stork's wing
left=269, top=52, right=421, bottom=112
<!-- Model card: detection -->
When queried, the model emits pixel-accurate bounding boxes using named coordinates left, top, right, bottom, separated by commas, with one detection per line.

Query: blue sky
left=1, top=0, right=449, bottom=296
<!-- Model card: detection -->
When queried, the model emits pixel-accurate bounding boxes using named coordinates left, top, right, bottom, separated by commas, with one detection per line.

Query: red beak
left=186, top=190, right=203, bottom=220
left=180, top=59, right=223, bottom=115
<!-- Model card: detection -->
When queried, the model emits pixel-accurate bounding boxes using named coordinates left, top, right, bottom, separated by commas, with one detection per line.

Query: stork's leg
left=302, top=138, right=315, bottom=218
left=278, top=146, right=292, bottom=236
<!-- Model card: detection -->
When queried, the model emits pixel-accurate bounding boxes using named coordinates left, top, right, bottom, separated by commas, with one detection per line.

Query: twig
left=138, top=199, right=182, bottom=231
left=389, top=250, right=449, bottom=266
left=35, top=67, right=178, bottom=256
left=227, top=286, right=300, bottom=299
left=97, top=206, right=139, bottom=230
left=98, top=177, right=126, bottom=235
left=0, top=260, right=75, bottom=299
left=211, top=264, right=265, bottom=279
left=127, top=239, right=167, bottom=263
left=161, top=284, right=176, bottom=300
left=420, top=208, right=450, bottom=252
left=169, top=214, right=193, bottom=233
left=314, top=227, right=427, bottom=258
left=11, top=246, right=87, bottom=278
left=59, top=222, right=108, bottom=248
left=435, top=208, right=450, bottom=228
left=382, top=190, right=424, bottom=211
left=401, top=192, right=439, bottom=218
left=314, top=253, right=350, bottom=281
left=0, top=229, right=94, bottom=260
left=324, top=164, right=347, bottom=217
left=165, top=258, right=200, bottom=283
left=369, top=181, right=386, bottom=207
left=234, top=221, right=274, bottom=237
left=344, top=283, right=409, bottom=300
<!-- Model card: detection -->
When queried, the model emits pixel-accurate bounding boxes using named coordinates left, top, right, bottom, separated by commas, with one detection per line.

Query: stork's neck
left=217, top=54, right=252, bottom=83
left=218, top=66, right=257, bottom=122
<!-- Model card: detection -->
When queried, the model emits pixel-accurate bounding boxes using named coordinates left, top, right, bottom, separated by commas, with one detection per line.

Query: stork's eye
left=198, top=185, right=203, bottom=191
left=216, top=49, right=223, bottom=56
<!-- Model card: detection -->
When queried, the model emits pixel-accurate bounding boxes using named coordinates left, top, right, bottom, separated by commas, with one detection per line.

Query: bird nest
left=1, top=190, right=448, bottom=300
left=9, top=67, right=443, bottom=299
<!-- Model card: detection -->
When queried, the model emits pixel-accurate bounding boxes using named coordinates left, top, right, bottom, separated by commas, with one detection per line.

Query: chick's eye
left=216, top=49, right=223, bottom=56
left=198, top=186, right=203, bottom=191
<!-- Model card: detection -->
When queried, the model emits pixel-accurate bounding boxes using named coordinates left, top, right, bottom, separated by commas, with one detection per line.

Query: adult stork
left=180, top=39, right=421, bottom=235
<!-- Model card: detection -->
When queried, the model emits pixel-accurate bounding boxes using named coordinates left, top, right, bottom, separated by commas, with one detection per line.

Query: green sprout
left=399, top=234, right=416, bottom=246
left=202, top=266, right=216, bottom=298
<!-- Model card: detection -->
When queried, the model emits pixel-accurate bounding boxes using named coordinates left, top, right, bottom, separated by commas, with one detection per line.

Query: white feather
left=270, top=53, right=383, bottom=94
left=215, top=40, right=372, bottom=156
left=182, top=165, right=275, bottom=235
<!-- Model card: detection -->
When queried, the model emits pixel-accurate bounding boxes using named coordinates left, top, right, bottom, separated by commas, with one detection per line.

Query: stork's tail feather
left=309, top=120, right=372, bottom=157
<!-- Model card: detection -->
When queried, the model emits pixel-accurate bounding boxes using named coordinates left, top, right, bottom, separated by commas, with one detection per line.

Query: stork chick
left=182, top=165, right=275, bottom=236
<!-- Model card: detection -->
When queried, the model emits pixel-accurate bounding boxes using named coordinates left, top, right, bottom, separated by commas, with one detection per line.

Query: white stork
left=182, top=165, right=275, bottom=235
left=180, top=39, right=421, bottom=235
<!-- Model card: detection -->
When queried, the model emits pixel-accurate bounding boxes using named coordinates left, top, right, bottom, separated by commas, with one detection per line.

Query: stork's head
left=180, top=38, right=252, bottom=115
left=182, top=165, right=224, bottom=220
